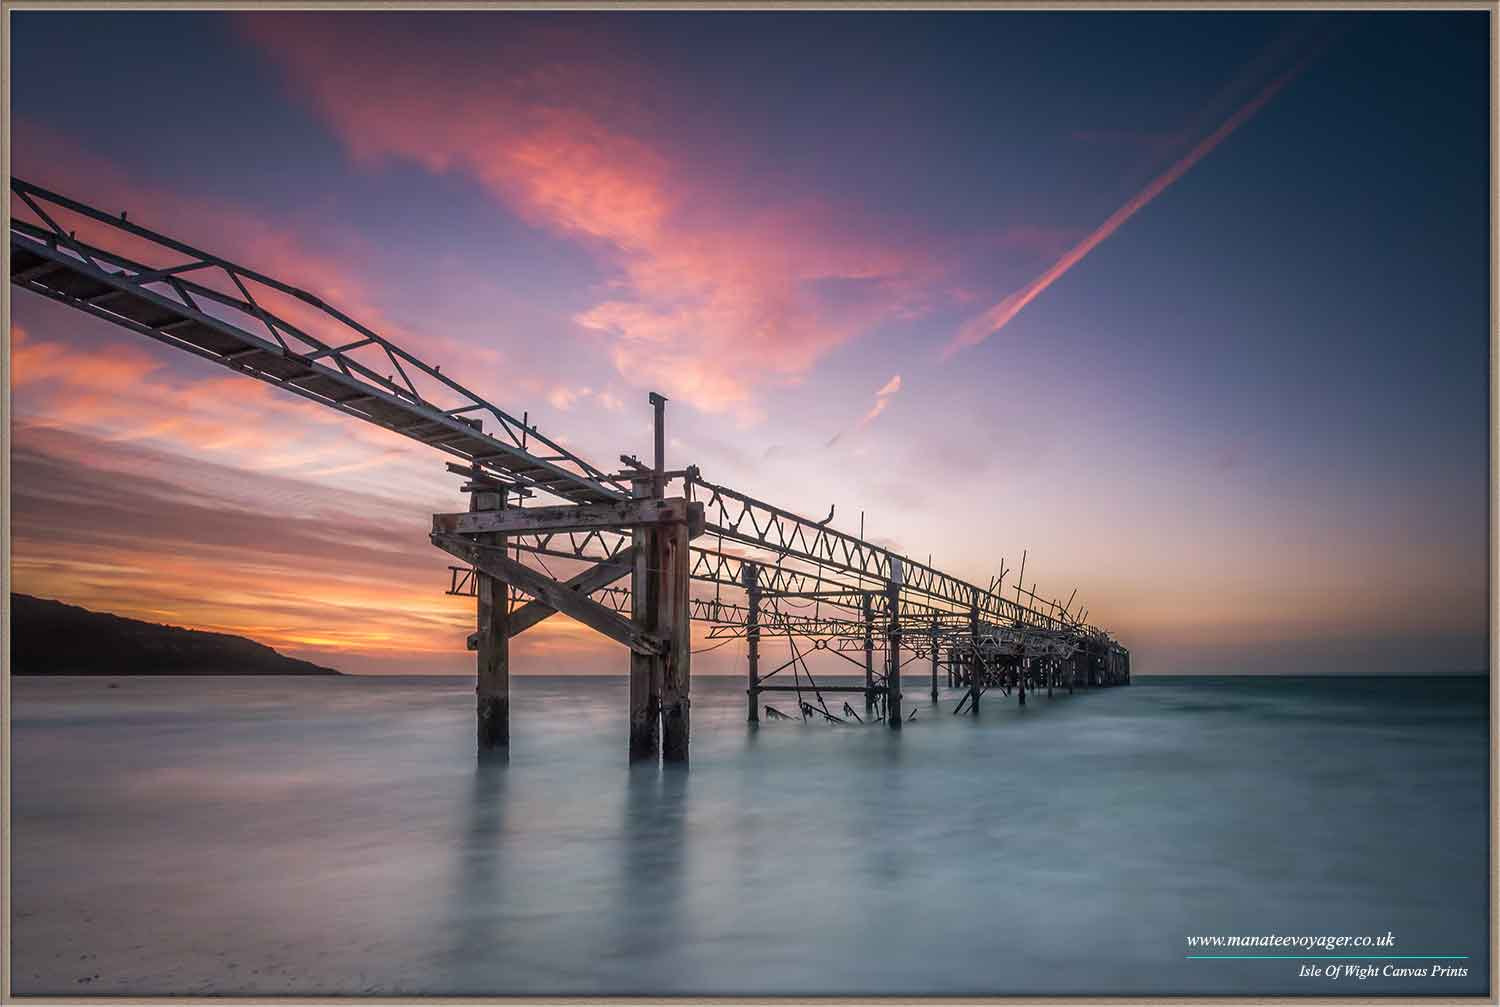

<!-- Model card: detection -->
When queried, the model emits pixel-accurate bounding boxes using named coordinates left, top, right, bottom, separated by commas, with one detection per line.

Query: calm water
left=10, top=674, right=1490, bottom=996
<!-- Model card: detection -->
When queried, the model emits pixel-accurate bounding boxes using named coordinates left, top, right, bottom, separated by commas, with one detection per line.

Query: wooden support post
left=968, top=603, right=981, bottom=714
left=1018, top=655, right=1027, bottom=707
left=1047, top=657, right=1054, bottom=698
left=886, top=559, right=903, bottom=729
left=659, top=516, right=691, bottom=763
left=930, top=619, right=939, bottom=702
left=628, top=478, right=660, bottom=763
left=862, top=593, right=875, bottom=712
left=472, top=483, right=509, bottom=756
left=745, top=563, right=760, bottom=723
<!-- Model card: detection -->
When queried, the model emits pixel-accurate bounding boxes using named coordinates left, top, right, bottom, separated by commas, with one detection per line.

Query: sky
left=7, top=10, right=1490, bottom=676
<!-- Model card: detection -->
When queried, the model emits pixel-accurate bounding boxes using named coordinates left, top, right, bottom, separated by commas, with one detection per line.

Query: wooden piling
left=628, top=478, right=660, bottom=763
left=745, top=563, right=760, bottom=723
left=1018, top=656, right=1026, bottom=707
left=660, top=517, right=691, bottom=763
left=473, top=484, right=510, bottom=755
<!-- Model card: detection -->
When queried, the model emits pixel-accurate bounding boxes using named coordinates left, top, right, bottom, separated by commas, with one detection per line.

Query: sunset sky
left=8, top=10, right=1489, bottom=676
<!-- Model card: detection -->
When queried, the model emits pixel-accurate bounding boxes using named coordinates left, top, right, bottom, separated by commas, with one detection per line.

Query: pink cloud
left=242, top=16, right=945, bottom=421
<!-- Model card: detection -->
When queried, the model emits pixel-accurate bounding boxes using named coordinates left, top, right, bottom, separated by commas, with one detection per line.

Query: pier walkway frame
left=9, top=177, right=1129, bottom=764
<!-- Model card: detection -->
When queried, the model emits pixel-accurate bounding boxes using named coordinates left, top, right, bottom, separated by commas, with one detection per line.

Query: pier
left=10, top=177, right=1130, bottom=765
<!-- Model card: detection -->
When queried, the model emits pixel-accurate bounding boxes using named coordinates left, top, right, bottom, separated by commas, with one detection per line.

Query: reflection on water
left=10, top=674, right=1489, bottom=996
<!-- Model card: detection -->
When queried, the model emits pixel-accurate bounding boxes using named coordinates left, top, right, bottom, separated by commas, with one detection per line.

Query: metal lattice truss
left=10, top=179, right=626, bottom=504
left=690, top=477, right=1075, bottom=629
left=10, top=177, right=1122, bottom=668
left=448, top=565, right=870, bottom=645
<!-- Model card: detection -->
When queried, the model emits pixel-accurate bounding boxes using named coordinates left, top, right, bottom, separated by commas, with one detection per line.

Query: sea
left=9, top=673, right=1490, bottom=997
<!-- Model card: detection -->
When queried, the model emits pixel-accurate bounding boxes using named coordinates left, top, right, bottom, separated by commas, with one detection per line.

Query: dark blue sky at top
left=10, top=10, right=1491, bottom=665
left=13, top=8, right=1487, bottom=432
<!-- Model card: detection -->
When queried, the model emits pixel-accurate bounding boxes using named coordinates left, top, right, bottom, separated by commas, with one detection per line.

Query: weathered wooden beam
left=472, top=486, right=509, bottom=756
left=510, top=550, right=634, bottom=638
left=433, top=498, right=704, bottom=538
left=464, top=550, right=636, bottom=648
left=432, top=533, right=666, bottom=657
left=659, top=517, right=691, bottom=762
left=629, top=479, right=660, bottom=762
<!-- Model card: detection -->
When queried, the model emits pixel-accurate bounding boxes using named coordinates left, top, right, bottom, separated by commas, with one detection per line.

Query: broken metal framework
left=9, top=177, right=1130, bottom=764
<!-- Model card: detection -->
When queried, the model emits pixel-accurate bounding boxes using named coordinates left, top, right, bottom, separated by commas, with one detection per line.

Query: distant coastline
left=9, top=594, right=341, bottom=676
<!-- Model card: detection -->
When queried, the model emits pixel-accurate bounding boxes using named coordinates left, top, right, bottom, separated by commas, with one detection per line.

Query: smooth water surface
left=10, top=674, right=1489, bottom=996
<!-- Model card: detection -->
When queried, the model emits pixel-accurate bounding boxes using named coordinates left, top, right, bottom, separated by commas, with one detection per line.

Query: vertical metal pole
left=745, top=563, right=760, bottom=723
left=473, top=482, right=509, bottom=756
left=968, top=602, right=981, bottom=714
left=649, top=391, right=667, bottom=499
left=862, top=593, right=875, bottom=712
left=886, top=558, right=903, bottom=729
left=930, top=619, right=939, bottom=701
left=628, top=477, right=659, bottom=763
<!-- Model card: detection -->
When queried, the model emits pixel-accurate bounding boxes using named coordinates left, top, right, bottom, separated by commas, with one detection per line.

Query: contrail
left=856, top=374, right=902, bottom=430
left=826, top=374, right=903, bottom=448
left=945, top=59, right=1308, bottom=359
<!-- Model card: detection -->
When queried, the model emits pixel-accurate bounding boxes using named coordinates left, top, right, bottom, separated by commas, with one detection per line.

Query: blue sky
left=9, top=10, right=1488, bottom=674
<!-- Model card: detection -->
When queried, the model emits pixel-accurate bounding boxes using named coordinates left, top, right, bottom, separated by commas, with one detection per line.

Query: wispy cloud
left=946, top=60, right=1309, bottom=359
left=547, top=385, right=594, bottom=411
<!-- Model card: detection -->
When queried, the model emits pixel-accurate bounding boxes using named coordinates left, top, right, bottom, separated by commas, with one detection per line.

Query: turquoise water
left=9, top=674, right=1489, bottom=996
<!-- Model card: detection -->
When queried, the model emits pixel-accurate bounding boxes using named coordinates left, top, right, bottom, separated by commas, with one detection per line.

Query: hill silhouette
left=10, top=594, right=341, bottom=675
